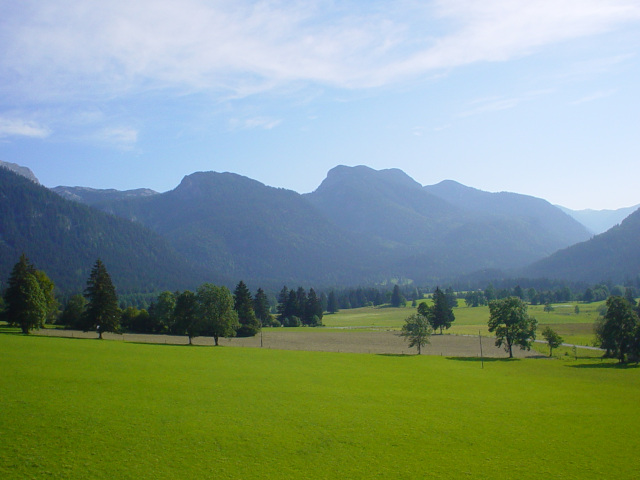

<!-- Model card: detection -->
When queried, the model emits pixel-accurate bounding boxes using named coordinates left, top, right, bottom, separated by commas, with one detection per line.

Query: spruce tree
left=305, top=288, right=323, bottom=326
left=253, top=288, right=273, bottom=327
left=327, top=291, right=339, bottom=314
left=83, top=259, right=120, bottom=338
left=234, top=280, right=260, bottom=337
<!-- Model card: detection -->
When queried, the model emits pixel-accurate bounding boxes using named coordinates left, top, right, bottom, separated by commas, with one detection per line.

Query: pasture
left=1, top=333, right=639, bottom=479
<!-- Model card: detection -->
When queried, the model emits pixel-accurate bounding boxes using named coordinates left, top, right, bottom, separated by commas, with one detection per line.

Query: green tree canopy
left=173, top=290, right=198, bottom=343
left=3, top=254, right=47, bottom=334
left=58, top=294, right=87, bottom=329
left=488, top=297, right=537, bottom=358
left=399, top=313, right=432, bottom=355
left=595, top=296, right=639, bottom=362
left=541, top=326, right=563, bottom=357
left=197, top=283, right=238, bottom=346
left=83, top=259, right=120, bottom=339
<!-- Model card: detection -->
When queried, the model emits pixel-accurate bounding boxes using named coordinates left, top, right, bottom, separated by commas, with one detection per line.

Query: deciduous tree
left=595, top=296, right=638, bottom=362
left=541, top=326, right=563, bottom=357
left=399, top=313, right=432, bottom=355
left=3, top=254, right=47, bottom=334
left=197, top=283, right=238, bottom=346
left=488, top=297, right=537, bottom=358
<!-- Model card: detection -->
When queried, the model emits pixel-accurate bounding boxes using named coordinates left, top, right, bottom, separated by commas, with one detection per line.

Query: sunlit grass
left=1, top=334, right=638, bottom=479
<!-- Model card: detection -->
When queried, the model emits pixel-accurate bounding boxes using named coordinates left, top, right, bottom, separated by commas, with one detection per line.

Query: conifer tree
left=234, top=280, right=260, bottom=337
left=305, top=288, right=323, bottom=326
left=327, top=291, right=339, bottom=314
left=83, top=259, right=120, bottom=338
left=253, top=288, right=273, bottom=327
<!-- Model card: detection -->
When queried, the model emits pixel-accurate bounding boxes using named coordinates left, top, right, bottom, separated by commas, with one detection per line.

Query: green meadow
left=323, top=300, right=604, bottom=350
left=1, top=333, right=639, bottom=479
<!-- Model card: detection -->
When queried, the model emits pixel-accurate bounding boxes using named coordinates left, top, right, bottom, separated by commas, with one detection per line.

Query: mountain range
left=1, top=161, right=638, bottom=291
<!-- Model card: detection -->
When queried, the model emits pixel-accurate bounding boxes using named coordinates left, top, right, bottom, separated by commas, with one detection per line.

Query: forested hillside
left=52, top=186, right=158, bottom=206
left=94, top=171, right=379, bottom=286
left=0, top=167, right=205, bottom=293
left=521, top=207, right=640, bottom=283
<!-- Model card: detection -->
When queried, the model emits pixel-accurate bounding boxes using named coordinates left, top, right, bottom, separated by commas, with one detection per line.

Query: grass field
left=323, top=300, right=605, bottom=349
left=1, top=333, right=639, bottom=479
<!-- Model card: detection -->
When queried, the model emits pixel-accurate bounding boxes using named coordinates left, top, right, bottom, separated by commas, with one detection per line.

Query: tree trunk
left=188, top=336, right=192, bottom=345
left=214, top=334, right=219, bottom=346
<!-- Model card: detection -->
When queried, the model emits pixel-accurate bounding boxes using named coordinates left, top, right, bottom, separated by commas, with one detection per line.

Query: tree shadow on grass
left=446, top=356, right=520, bottom=363
left=567, top=362, right=640, bottom=369
left=377, top=353, right=416, bottom=357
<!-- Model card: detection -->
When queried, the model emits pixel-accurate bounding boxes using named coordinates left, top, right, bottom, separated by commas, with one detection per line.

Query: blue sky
left=1, top=0, right=639, bottom=209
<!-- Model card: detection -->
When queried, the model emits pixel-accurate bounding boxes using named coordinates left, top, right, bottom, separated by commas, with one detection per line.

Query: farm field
left=322, top=300, right=605, bottom=348
left=1, top=333, right=638, bottom=479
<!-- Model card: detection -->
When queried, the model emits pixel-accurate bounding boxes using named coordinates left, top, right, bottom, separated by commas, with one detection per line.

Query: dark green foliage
left=399, top=313, right=432, bottom=355
left=3, top=254, right=47, bottom=333
left=488, top=297, right=538, bottom=358
left=275, top=285, right=324, bottom=326
left=172, top=290, right=198, bottom=342
left=282, top=316, right=302, bottom=327
left=327, top=291, right=339, bottom=314
left=58, top=294, right=87, bottom=329
left=304, top=288, right=323, bottom=326
left=253, top=288, right=275, bottom=327
left=444, top=287, right=458, bottom=308
left=149, top=291, right=176, bottom=333
left=541, top=326, right=563, bottom=357
left=464, top=290, right=487, bottom=307
left=420, top=287, right=455, bottom=334
left=83, top=260, right=120, bottom=338
left=196, top=284, right=238, bottom=345
left=0, top=167, right=203, bottom=294
left=234, top=281, right=260, bottom=337
left=595, top=296, right=639, bottom=362
left=120, top=307, right=152, bottom=333
left=390, top=285, right=405, bottom=307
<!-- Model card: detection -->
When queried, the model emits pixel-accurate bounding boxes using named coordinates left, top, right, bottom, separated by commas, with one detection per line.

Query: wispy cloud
left=1, top=0, right=639, bottom=102
left=0, top=117, right=51, bottom=138
left=571, top=89, right=617, bottom=105
left=229, top=116, right=282, bottom=131
left=90, top=127, right=138, bottom=149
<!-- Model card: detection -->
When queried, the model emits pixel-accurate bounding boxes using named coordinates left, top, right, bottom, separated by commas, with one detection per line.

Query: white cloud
left=0, top=117, right=51, bottom=138
left=229, top=116, right=282, bottom=130
left=571, top=89, right=617, bottom=105
left=91, top=127, right=138, bottom=149
left=1, top=0, right=639, bottom=101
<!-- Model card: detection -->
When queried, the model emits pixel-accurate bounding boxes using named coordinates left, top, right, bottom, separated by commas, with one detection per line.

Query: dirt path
left=34, top=328, right=542, bottom=358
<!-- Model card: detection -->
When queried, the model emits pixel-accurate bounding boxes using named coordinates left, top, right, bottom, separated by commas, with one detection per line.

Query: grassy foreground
left=1, top=334, right=639, bottom=479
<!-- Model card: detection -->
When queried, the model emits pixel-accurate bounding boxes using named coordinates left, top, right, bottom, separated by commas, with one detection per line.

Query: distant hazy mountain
left=557, top=204, right=640, bottom=235
left=0, top=160, right=40, bottom=184
left=52, top=186, right=158, bottom=206
left=306, top=166, right=592, bottom=278
left=521, top=207, right=640, bottom=283
left=424, top=180, right=591, bottom=250
left=93, top=171, right=377, bottom=286
left=0, top=167, right=203, bottom=293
